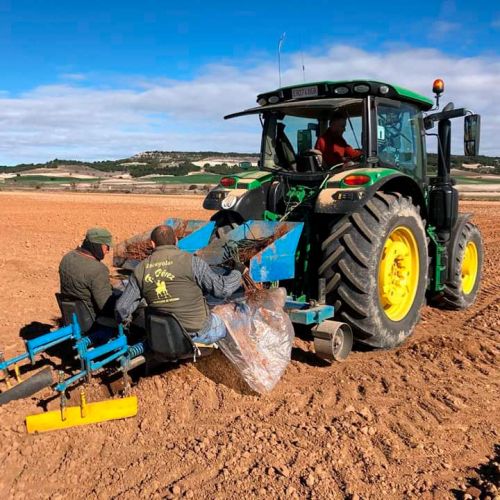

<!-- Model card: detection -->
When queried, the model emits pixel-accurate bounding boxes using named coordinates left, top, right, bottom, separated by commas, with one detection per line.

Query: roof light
left=268, top=95, right=280, bottom=104
left=257, top=97, right=267, bottom=106
left=353, top=84, right=370, bottom=93
left=334, top=86, right=349, bottom=95
left=220, top=177, right=236, bottom=187
left=379, top=85, right=390, bottom=95
left=432, top=79, right=444, bottom=95
left=343, top=174, right=371, bottom=186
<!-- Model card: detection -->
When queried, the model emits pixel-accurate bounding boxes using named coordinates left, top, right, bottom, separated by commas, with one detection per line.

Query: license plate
left=292, top=85, right=318, bottom=99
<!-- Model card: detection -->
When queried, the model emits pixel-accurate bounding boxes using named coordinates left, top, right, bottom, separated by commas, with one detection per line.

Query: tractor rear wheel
left=319, top=192, right=428, bottom=348
left=434, top=222, right=483, bottom=309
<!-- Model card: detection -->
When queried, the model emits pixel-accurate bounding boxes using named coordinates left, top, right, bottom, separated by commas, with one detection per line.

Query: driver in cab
left=315, top=111, right=362, bottom=168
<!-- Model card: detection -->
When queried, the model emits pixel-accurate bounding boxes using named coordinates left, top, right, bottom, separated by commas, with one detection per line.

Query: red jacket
left=315, top=132, right=362, bottom=167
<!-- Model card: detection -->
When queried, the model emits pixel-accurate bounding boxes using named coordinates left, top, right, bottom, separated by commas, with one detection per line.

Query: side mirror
left=239, top=161, right=252, bottom=170
left=464, top=114, right=481, bottom=156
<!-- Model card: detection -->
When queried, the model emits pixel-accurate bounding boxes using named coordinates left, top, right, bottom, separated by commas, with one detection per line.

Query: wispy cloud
left=0, top=44, right=498, bottom=164
left=429, top=20, right=461, bottom=40
left=60, top=73, right=87, bottom=81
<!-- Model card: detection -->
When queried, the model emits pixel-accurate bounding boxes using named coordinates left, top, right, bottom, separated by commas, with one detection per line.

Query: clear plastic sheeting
left=214, top=288, right=294, bottom=394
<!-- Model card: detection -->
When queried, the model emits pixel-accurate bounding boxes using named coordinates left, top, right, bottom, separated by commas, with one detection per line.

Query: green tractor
left=203, top=79, right=483, bottom=349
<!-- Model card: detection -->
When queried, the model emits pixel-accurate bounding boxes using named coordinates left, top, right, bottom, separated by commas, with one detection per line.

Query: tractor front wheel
left=319, top=192, right=428, bottom=348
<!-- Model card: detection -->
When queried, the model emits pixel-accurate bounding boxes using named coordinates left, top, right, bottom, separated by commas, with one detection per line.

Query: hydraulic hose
left=0, top=367, right=53, bottom=406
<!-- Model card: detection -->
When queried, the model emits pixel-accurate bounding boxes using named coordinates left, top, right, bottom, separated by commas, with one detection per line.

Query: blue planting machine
left=0, top=218, right=352, bottom=412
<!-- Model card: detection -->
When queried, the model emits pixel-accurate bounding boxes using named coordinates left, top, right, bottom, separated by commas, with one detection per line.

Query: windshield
left=261, top=100, right=364, bottom=171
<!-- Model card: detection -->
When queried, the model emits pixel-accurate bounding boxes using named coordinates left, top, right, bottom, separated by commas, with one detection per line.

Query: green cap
left=85, top=227, right=113, bottom=247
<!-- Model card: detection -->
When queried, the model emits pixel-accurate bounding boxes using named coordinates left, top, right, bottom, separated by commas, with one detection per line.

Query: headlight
left=221, top=194, right=237, bottom=209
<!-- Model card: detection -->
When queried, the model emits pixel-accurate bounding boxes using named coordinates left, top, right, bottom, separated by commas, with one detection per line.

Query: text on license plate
left=291, top=85, right=318, bottom=99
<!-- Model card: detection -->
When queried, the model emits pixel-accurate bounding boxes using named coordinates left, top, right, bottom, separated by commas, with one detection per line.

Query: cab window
left=376, top=101, right=424, bottom=177
left=270, top=115, right=320, bottom=169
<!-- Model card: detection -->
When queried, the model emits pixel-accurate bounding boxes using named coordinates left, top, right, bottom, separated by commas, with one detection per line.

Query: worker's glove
left=233, top=261, right=248, bottom=274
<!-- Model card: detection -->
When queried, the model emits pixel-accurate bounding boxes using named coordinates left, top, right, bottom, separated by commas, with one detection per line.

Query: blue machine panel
left=164, top=218, right=215, bottom=253
left=247, top=222, right=303, bottom=282
left=196, top=220, right=303, bottom=282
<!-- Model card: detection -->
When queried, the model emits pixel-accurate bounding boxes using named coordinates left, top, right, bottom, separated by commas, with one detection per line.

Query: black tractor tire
left=319, top=192, right=428, bottom=349
left=433, top=222, right=483, bottom=309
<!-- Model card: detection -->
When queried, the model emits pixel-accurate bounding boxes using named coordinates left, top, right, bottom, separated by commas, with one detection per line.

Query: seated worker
left=315, top=111, right=362, bottom=168
left=59, top=227, right=116, bottom=324
left=115, top=224, right=246, bottom=344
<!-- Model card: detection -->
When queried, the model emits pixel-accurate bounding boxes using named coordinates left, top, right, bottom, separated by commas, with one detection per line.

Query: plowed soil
left=0, top=192, right=498, bottom=500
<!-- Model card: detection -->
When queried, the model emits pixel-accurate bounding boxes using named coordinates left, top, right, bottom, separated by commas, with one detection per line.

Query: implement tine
left=0, top=351, right=12, bottom=388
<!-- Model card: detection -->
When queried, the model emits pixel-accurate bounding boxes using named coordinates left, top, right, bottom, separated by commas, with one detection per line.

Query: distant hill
left=1, top=151, right=498, bottom=177
left=427, top=153, right=499, bottom=174
left=0, top=152, right=259, bottom=178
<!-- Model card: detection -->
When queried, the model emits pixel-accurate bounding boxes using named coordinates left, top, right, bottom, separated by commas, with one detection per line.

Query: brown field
left=0, top=191, right=498, bottom=499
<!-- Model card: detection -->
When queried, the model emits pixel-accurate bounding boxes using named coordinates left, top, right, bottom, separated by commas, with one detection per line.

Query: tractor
left=0, top=79, right=484, bottom=429
left=202, top=78, right=484, bottom=348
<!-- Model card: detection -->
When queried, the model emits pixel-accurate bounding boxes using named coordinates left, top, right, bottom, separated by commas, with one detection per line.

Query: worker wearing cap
left=115, top=224, right=245, bottom=344
left=59, top=227, right=115, bottom=322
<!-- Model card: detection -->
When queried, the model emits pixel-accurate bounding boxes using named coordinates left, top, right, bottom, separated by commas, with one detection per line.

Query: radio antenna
left=301, top=51, right=306, bottom=82
left=278, top=32, right=286, bottom=87
left=300, top=33, right=306, bottom=82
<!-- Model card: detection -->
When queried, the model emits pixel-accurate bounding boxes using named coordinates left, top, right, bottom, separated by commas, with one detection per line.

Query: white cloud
left=60, top=73, right=87, bottom=81
left=429, top=20, right=461, bottom=40
left=0, top=44, right=498, bottom=165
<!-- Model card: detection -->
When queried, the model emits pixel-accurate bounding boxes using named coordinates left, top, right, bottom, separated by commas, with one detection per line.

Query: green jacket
left=59, top=249, right=113, bottom=319
left=133, top=245, right=209, bottom=332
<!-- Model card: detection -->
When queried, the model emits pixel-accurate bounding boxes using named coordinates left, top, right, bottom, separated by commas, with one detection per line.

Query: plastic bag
left=214, top=287, right=294, bottom=394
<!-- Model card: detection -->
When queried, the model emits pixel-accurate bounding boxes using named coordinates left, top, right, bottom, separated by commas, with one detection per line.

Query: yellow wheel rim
left=461, top=241, right=478, bottom=295
left=378, top=226, right=419, bottom=322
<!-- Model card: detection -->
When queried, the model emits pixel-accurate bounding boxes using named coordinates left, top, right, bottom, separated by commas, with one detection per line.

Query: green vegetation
left=0, top=158, right=100, bottom=174
left=205, top=164, right=246, bottom=175
left=127, top=162, right=201, bottom=178
left=5, top=175, right=100, bottom=183
left=1, top=152, right=498, bottom=180
left=150, top=173, right=221, bottom=184
left=454, top=176, right=500, bottom=185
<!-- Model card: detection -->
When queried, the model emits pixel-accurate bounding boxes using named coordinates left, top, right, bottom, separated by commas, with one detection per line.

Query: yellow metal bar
left=80, top=391, right=87, bottom=418
left=193, top=343, right=216, bottom=349
left=0, top=352, right=12, bottom=388
left=58, top=371, right=66, bottom=421
left=26, top=396, right=138, bottom=434
left=14, top=365, right=22, bottom=383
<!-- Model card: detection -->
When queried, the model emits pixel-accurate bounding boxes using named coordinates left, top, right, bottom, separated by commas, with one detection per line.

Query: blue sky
left=0, top=0, right=499, bottom=164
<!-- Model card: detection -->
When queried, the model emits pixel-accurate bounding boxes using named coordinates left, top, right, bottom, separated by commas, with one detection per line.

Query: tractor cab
left=224, top=80, right=434, bottom=179
left=204, top=80, right=436, bottom=223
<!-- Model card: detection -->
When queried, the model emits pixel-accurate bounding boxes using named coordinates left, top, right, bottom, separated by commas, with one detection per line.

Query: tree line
left=2, top=153, right=498, bottom=176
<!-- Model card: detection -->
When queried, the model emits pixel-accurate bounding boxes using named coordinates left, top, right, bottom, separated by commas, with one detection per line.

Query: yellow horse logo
left=155, top=280, right=171, bottom=299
